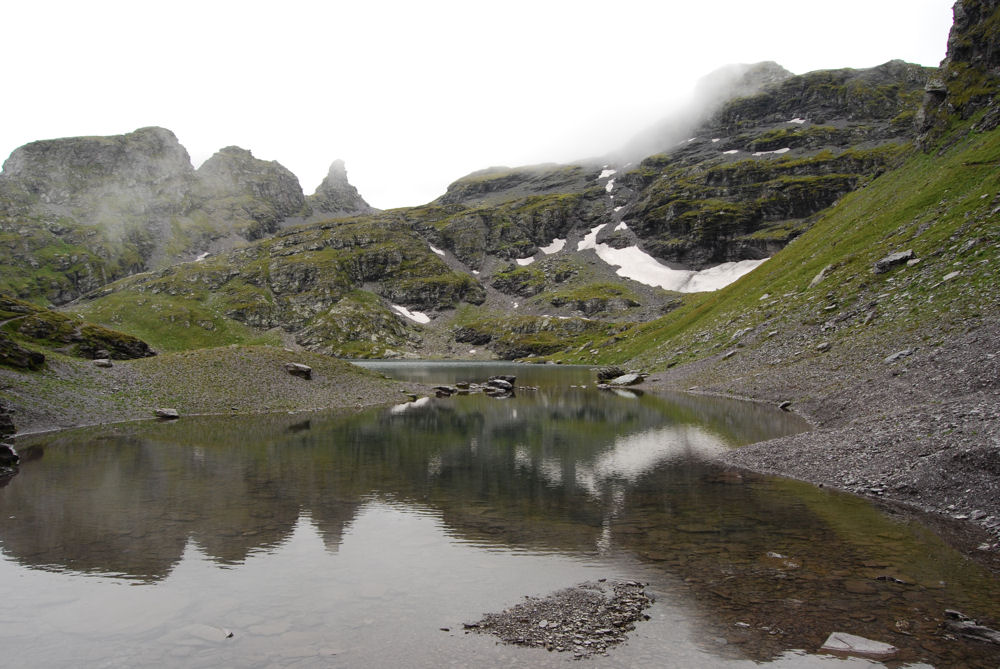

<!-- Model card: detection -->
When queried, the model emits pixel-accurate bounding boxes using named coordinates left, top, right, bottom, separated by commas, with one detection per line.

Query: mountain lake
left=1, top=362, right=998, bottom=667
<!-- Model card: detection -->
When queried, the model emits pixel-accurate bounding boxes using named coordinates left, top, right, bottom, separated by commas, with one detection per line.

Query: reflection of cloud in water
left=389, top=396, right=431, bottom=414
left=570, top=425, right=729, bottom=497
left=540, top=457, right=564, bottom=485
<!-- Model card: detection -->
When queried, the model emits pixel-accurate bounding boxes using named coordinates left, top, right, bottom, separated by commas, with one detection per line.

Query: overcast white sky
left=2, top=1, right=955, bottom=209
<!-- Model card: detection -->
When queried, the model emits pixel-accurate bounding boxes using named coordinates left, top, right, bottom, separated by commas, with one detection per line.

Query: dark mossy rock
left=13, top=311, right=154, bottom=360
left=0, top=401, right=17, bottom=437
left=0, top=332, right=45, bottom=370
left=491, top=265, right=547, bottom=297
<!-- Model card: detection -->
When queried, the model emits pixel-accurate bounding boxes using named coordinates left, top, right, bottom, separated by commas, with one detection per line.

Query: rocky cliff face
left=918, top=0, right=1000, bottom=142
left=306, top=160, right=375, bottom=218
left=619, top=60, right=933, bottom=267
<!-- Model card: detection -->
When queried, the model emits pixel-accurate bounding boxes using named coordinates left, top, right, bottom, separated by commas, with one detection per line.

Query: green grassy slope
left=550, top=124, right=1000, bottom=370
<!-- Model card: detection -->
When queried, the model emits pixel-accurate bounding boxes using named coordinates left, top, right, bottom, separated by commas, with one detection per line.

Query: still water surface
left=1, top=363, right=998, bottom=667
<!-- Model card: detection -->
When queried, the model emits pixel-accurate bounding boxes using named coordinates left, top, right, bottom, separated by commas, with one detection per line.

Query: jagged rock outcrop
left=307, top=160, right=375, bottom=218
left=918, top=0, right=1000, bottom=143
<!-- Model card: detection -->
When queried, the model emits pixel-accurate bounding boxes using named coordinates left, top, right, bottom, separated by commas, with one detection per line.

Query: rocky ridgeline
left=0, top=128, right=372, bottom=305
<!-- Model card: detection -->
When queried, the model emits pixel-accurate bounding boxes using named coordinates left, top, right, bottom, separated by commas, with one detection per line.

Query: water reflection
left=0, top=370, right=997, bottom=667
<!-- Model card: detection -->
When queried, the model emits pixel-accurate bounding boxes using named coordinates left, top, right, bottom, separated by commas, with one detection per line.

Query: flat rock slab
left=608, top=373, right=645, bottom=386
left=820, top=632, right=898, bottom=660
left=154, top=408, right=180, bottom=419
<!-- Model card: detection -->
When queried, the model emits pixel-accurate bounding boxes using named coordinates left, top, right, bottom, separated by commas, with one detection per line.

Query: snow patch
left=195, top=252, right=209, bottom=262
left=598, top=168, right=617, bottom=179
left=753, top=147, right=791, bottom=156
left=788, top=118, right=806, bottom=124
left=711, top=138, right=721, bottom=143
left=391, top=304, right=431, bottom=324
left=614, top=206, right=623, bottom=212
left=686, top=137, right=697, bottom=142
left=513, top=302, right=519, bottom=309
left=684, top=258, right=769, bottom=292
left=429, top=244, right=445, bottom=256
left=614, top=221, right=628, bottom=232
left=539, top=238, right=566, bottom=254
left=605, top=179, right=615, bottom=194
left=577, top=223, right=607, bottom=251
left=472, top=270, right=480, bottom=275
left=723, top=149, right=739, bottom=155
left=516, top=257, right=535, bottom=266
left=592, top=241, right=768, bottom=293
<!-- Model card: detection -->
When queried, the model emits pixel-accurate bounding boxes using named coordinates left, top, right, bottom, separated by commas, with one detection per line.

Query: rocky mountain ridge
left=0, top=129, right=372, bottom=305
left=0, top=51, right=945, bottom=360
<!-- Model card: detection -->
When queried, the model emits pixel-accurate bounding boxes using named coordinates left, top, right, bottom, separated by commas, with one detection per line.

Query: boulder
left=884, top=349, right=914, bottom=364
left=608, top=373, right=646, bottom=386
left=486, top=379, right=513, bottom=391
left=873, top=250, right=915, bottom=274
left=284, top=362, right=312, bottom=380
left=489, top=375, right=516, bottom=385
left=93, top=358, right=113, bottom=368
left=154, top=408, right=180, bottom=419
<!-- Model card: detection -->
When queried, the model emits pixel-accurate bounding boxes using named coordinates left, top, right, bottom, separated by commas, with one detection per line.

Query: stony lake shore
left=3, top=324, right=998, bottom=572
left=642, top=313, right=1000, bottom=569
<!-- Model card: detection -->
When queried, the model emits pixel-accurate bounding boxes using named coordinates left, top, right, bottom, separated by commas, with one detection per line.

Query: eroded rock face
left=0, top=126, right=194, bottom=215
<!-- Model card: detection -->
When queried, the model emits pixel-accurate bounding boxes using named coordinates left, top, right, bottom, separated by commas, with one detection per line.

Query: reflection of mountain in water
left=0, top=391, right=805, bottom=581
left=3, top=390, right=999, bottom=665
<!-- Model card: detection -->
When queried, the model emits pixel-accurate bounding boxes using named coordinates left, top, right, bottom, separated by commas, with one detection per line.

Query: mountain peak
left=308, top=160, right=374, bottom=217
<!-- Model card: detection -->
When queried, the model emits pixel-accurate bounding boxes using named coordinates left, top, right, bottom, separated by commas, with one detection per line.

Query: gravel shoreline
left=0, top=346, right=424, bottom=436
left=641, top=315, right=1000, bottom=564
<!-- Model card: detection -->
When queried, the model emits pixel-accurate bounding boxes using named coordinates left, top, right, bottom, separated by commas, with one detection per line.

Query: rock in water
left=608, top=373, right=646, bottom=386
left=0, top=443, right=19, bottom=467
left=284, top=362, right=312, bottom=380
left=820, top=632, right=898, bottom=660
left=154, top=408, right=180, bottom=419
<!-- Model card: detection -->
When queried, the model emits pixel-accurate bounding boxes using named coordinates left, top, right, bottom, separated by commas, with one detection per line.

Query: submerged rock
left=820, top=632, right=898, bottom=660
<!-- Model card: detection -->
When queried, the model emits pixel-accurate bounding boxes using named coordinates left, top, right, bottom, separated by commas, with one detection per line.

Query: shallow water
left=1, top=363, right=998, bottom=667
